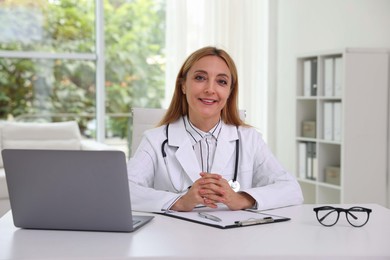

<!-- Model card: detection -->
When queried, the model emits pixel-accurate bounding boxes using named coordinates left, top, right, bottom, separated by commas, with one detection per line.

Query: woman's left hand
left=199, top=172, right=255, bottom=210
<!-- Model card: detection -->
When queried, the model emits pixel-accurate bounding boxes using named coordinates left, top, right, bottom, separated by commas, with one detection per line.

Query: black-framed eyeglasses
left=313, top=206, right=372, bottom=227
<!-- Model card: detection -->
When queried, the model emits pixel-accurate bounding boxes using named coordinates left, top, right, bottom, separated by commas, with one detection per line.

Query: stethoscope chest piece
left=228, top=180, right=240, bottom=192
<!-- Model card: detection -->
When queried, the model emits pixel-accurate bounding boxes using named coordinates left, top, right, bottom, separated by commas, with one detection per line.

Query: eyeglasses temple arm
left=318, top=210, right=335, bottom=222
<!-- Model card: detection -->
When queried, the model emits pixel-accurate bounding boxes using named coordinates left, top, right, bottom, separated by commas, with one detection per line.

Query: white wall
left=274, top=0, right=390, bottom=175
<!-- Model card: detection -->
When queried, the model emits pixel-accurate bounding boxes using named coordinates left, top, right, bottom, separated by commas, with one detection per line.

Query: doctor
left=128, top=46, right=303, bottom=212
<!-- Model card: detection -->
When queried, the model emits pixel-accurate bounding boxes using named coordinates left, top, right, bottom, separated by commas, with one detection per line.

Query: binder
left=311, top=143, right=318, bottom=180
left=306, top=142, right=313, bottom=179
left=333, top=102, right=342, bottom=141
left=311, top=59, right=318, bottom=96
left=305, top=142, right=316, bottom=180
left=334, top=57, right=343, bottom=97
left=303, top=60, right=311, bottom=96
left=298, top=142, right=307, bottom=179
left=323, top=102, right=333, bottom=140
left=324, top=58, right=334, bottom=96
left=157, top=206, right=290, bottom=229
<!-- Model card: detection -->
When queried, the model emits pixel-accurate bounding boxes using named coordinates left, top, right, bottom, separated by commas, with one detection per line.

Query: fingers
left=198, top=174, right=225, bottom=197
left=199, top=172, right=231, bottom=190
left=199, top=172, right=222, bottom=181
left=175, top=173, right=255, bottom=211
left=197, top=173, right=230, bottom=206
left=171, top=174, right=227, bottom=211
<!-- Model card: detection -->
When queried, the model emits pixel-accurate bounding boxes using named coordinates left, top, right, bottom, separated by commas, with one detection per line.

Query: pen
left=198, top=212, right=222, bottom=222
left=235, top=217, right=274, bottom=226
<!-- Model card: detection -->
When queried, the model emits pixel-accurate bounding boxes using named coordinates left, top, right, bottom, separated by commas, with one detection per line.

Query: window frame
left=0, top=0, right=106, bottom=142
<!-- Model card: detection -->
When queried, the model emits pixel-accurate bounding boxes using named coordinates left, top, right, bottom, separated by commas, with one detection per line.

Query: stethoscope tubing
left=161, top=124, right=239, bottom=190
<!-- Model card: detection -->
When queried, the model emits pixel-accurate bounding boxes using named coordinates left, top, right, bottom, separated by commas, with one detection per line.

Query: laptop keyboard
left=133, top=219, right=141, bottom=225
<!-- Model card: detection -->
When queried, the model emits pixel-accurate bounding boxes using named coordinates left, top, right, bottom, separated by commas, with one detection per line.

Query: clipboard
left=156, top=206, right=290, bottom=229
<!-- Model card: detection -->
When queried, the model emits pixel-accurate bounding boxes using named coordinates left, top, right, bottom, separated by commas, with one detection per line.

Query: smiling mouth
left=199, top=98, right=217, bottom=104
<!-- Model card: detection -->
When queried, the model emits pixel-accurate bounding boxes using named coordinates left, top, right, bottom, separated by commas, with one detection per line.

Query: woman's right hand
left=170, top=173, right=222, bottom=211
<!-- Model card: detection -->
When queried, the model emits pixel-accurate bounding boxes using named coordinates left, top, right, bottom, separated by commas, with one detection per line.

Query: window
left=0, top=0, right=166, bottom=156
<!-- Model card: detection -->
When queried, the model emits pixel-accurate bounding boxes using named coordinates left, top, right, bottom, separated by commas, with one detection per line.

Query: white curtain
left=165, top=0, right=269, bottom=139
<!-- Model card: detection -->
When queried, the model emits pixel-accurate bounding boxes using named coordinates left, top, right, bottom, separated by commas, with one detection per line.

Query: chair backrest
left=130, top=108, right=246, bottom=157
left=131, top=108, right=167, bottom=156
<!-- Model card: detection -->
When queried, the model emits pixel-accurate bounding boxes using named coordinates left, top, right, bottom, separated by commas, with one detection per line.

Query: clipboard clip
left=235, top=216, right=274, bottom=226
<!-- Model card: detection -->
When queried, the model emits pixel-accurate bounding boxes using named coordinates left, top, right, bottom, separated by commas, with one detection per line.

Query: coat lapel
left=167, top=118, right=239, bottom=182
left=168, top=118, right=202, bottom=182
left=211, top=123, right=238, bottom=174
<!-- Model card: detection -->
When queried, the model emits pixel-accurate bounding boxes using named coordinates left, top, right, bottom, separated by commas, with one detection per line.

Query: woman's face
left=182, top=55, right=231, bottom=129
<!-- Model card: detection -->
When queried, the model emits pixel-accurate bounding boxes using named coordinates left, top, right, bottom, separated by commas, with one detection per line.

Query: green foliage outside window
left=0, top=0, right=166, bottom=140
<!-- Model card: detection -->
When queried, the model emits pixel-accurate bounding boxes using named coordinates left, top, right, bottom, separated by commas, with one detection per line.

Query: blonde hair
left=159, top=46, right=245, bottom=126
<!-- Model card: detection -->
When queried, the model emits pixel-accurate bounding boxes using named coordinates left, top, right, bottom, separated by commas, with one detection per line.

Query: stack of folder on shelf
left=323, top=101, right=342, bottom=141
left=324, top=57, right=343, bottom=97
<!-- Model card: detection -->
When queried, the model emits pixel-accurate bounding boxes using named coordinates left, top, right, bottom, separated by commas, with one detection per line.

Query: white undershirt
left=183, top=116, right=222, bottom=173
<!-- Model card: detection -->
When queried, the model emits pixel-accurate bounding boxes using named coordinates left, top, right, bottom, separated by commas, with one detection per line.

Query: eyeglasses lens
left=346, top=207, right=370, bottom=227
left=317, top=208, right=338, bottom=226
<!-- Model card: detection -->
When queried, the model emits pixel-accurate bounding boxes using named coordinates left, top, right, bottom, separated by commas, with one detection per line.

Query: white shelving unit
left=295, top=48, right=389, bottom=206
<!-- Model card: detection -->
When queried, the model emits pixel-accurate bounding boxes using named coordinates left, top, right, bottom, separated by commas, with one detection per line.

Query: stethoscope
left=161, top=124, right=240, bottom=192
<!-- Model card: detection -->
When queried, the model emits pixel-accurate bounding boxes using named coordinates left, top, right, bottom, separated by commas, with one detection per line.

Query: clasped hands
left=171, top=172, right=255, bottom=212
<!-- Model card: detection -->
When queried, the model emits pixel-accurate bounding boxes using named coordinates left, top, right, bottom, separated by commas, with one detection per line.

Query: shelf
left=296, top=96, right=318, bottom=100
left=317, top=139, right=341, bottom=145
left=317, top=181, right=341, bottom=190
left=296, top=137, right=316, bottom=142
left=297, top=177, right=317, bottom=185
left=295, top=48, right=389, bottom=206
left=296, top=137, right=341, bottom=145
left=297, top=96, right=342, bottom=101
left=298, top=178, right=341, bottom=190
left=317, top=96, right=342, bottom=101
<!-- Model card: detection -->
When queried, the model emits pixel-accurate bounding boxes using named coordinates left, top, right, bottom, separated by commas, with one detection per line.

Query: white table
left=0, top=204, right=389, bottom=259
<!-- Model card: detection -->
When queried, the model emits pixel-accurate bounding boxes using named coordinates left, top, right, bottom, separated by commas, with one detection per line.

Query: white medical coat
left=128, top=117, right=303, bottom=212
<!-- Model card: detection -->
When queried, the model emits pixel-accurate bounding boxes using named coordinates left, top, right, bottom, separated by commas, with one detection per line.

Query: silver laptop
left=2, top=149, right=153, bottom=232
